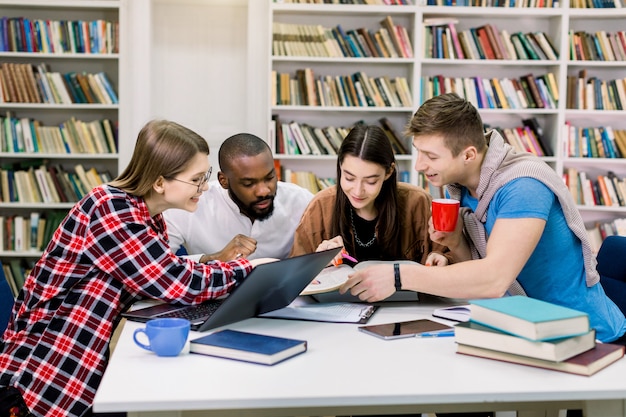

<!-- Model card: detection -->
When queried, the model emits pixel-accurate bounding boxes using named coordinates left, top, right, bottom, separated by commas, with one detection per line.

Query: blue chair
left=596, top=235, right=626, bottom=316
left=0, top=261, right=15, bottom=333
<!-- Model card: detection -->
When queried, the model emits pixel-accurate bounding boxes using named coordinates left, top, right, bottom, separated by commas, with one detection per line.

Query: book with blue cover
left=190, top=329, right=307, bottom=365
left=469, top=296, right=590, bottom=341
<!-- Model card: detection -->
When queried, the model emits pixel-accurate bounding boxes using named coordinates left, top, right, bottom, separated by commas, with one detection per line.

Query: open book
left=300, top=260, right=419, bottom=296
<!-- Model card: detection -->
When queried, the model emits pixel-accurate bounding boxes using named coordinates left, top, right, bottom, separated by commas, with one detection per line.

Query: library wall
left=143, top=0, right=252, bottom=170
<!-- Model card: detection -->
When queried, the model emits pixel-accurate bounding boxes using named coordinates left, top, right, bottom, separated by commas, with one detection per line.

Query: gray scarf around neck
left=446, top=130, right=599, bottom=295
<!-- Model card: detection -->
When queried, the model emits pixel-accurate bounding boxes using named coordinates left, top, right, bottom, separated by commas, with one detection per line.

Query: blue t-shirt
left=461, top=177, right=626, bottom=342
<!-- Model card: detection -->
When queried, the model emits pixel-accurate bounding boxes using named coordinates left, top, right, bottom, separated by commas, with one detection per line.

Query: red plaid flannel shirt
left=0, top=185, right=252, bottom=416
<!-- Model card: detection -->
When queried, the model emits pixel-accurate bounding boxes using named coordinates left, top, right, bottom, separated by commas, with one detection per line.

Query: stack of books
left=454, top=296, right=624, bottom=376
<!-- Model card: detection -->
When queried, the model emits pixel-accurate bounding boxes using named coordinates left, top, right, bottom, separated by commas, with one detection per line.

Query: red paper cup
left=432, top=198, right=460, bottom=232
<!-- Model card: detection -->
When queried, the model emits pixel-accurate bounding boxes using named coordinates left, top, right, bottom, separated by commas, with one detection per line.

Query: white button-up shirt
left=164, top=181, right=313, bottom=260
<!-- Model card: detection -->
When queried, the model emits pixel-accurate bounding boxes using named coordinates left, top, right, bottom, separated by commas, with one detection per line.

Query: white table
left=93, top=298, right=626, bottom=417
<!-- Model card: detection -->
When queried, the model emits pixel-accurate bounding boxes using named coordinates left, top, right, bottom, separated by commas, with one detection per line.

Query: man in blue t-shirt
left=339, top=93, right=626, bottom=343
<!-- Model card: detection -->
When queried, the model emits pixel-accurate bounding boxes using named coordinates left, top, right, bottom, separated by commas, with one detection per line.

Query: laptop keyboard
left=158, top=300, right=223, bottom=322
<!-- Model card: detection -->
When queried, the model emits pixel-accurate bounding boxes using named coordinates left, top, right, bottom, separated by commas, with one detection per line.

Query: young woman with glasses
left=0, top=120, right=273, bottom=417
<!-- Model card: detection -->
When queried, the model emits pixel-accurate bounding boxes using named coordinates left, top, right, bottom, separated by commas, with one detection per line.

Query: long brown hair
left=333, top=124, right=399, bottom=258
left=110, top=120, right=209, bottom=196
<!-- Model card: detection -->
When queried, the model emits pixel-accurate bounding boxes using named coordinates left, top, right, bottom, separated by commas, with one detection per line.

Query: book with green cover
left=469, top=296, right=590, bottom=341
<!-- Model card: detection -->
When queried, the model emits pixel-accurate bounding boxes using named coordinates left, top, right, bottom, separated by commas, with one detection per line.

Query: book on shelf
left=281, top=169, right=333, bottom=194
left=2, top=262, right=19, bottom=298
left=457, top=342, right=624, bottom=377
left=395, top=25, right=413, bottom=58
left=468, top=28, right=485, bottom=59
left=380, top=16, right=406, bottom=58
left=509, top=33, right=529, bottom=60
left=522, top=117, right=552, bottom=156
left=522, top=74, right=545, bottom=108
left=378, top=27, right=399, bottom=58
left=607, top=171, right=625, bottom=206
left=356, top=28, right=378, bottom=58
left=190, top=329, right=307, bottom=366
left=7, top=259, right=32, bottom=291
left=469, top=296, right=590, bottom=341
left=500, top=30, right=517, bottom=60
left=596, top=175, right=614, bottom=206
left=454, top=320, right=597, bottom=362
left=516, top=32, right=541, bottom=60
left=475, top=26, right=497, bottom=59
left=346, top=29, right=367, bottom=57
left=525, top=33, right=549, bottom=60
left=301, top=260, right=419, bottom=296
left=378, top=117, right=408, bottom=154
left=457, top=31, right=477, bottom=60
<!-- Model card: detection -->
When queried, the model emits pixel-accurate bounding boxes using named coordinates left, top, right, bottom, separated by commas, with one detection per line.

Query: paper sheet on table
left=260, top=302, right=377, bottom=324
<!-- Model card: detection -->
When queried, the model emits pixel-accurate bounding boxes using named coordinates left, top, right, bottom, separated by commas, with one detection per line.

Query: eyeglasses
left=169, top=167, right=212, bottom=193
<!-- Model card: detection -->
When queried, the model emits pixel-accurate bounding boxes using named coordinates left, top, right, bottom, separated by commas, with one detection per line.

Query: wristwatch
left=394, top=263, right=402, bottom=291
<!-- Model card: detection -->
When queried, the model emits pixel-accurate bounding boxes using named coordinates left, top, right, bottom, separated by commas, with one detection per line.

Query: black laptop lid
left=196, top=247, right=340, bottom=332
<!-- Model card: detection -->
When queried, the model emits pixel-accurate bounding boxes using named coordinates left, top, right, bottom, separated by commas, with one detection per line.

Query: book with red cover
left=476, top=27, right=496, bottom=59
left=457, top=342, right=624, bottom=376
left=481, top=25, right=504, bottom=59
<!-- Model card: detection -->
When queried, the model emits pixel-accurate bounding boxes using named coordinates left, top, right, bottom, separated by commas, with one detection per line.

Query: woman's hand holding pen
left=316, top=236, right=345, bottom=266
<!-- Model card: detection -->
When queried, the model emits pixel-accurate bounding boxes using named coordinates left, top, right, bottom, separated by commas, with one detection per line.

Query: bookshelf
left=265, top=0, right=626, bottom=238
left=0, top=0, right=126, bottom=292
left=563, top=8, right=626, bottom=240
left=268, top=3, right=418, bottom=190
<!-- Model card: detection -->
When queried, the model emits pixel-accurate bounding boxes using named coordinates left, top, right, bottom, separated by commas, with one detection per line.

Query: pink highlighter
left=341, top=250, right=358, bottom=263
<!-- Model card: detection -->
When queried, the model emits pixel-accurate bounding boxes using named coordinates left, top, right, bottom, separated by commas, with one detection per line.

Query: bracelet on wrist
left=394, top=263, right=402, bottom=291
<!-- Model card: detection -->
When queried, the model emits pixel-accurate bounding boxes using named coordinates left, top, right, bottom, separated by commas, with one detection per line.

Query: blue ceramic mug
left=133, top=318, right=190, bottom=357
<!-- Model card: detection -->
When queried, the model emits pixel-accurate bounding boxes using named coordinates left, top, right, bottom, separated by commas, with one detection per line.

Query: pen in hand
left=332, top=248, right=358, bottom=267
left=415, top=330, right=455, bottom=338
left=341, top=249, right=358, bottom=263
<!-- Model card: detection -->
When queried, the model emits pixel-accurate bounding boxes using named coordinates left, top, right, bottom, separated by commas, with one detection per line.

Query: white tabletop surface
left=93, top=296, right=626, bottom=417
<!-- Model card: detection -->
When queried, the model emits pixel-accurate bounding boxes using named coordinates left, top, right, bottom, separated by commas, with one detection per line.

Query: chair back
left=596, top=235, right=626, bottom=316
left=596, top=235, right=626, bottom=281
left=0, top=261, right=15, bottom=333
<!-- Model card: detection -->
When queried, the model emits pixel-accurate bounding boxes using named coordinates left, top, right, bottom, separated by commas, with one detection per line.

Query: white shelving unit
left=563, top=8, right=626, bottom=227
left=268, top=3, right=418, bottom=184
left=266, top=0, right=626, bottom=229
left=0, top=0, right=126, bottom=268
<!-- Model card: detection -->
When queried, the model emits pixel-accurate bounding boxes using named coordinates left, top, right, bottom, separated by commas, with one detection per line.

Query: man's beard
left=229, top=190, right=275, bottom=221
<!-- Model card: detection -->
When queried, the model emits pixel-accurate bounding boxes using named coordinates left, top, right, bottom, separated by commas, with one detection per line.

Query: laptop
left=122, top=248, right=341, bottom=332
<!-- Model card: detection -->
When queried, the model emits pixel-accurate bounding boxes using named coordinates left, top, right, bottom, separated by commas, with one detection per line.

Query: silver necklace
left=350, top=209, right=376, bottom=247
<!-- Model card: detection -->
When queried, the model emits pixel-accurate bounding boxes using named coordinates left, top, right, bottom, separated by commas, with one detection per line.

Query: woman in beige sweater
left=290, top=124, right=449, bottom=269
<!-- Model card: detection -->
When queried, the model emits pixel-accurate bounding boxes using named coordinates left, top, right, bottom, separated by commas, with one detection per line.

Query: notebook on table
left=122, top=248, right=341, bottom=332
